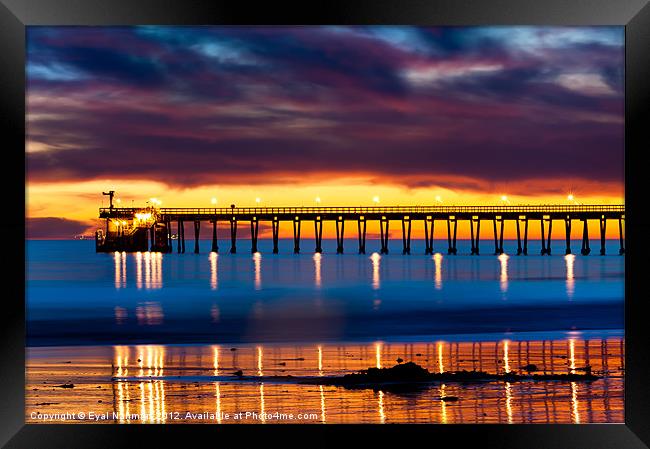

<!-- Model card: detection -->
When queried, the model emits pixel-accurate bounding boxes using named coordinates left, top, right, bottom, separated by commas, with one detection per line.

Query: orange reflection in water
left=253, top=252, right=262, bottom=290
left=569, top=339, right=576, bottom=373
left=210, top=252, right=218, bottom=290
left=565, top=254, right=576, bottom=298
left=433, top=253, right=443, bottom=290
left=440, top=383, right=448, bottom=424
left=378, top=390, right=386, bottom=424
left=215, top=381, right=222, bottom=424
left=505, top=381, right=513, bottom=424
left=498, top=254, right=509, bottom=294
left=571, top=381, right=581, bottom=424
left=26, top=337, right=624, bottom=424
left=114, top=252, right=126, bottom=288
left=121, top=251, right=163, bottom=290
left=257, top=346, right=264, bottom=376
left=136, top=252, right=143, bottom=289
left=370, top=253, right=381, bottom=290
left=213, top=346, right=220, bottom=375
left=113, top=345, right=166, bottom=423
left=114, top=306, right=128, bottom=325
left=319, top=385, right=327, bottom=424
left=313, top=253, right=322, bottom=288
left=503, top=340, right=511, bottom=374
left=259, top=383, right=266, bottom=424
left=135, top=302, right=164, bottom=326
left=318, top=346, right=323, bottom=376
left=138, top=252, right=163, bottom=289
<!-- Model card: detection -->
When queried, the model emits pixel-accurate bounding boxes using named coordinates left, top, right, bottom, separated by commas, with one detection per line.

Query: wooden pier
left=96, top=201, right=625, bottom=256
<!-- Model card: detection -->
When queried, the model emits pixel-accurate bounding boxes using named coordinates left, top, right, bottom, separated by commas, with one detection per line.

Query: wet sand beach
left=26, top=334, right=624, bottom=424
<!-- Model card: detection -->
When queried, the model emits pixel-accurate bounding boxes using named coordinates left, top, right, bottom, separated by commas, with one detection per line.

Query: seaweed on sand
left=300, top=362, right=600, bottom=392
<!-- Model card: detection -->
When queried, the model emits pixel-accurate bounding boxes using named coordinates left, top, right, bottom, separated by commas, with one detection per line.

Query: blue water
left=26, top=239, right=624, bottom=346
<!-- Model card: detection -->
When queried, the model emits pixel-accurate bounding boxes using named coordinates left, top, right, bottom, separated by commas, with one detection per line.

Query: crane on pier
left=102, top=191, right=115, bottom=211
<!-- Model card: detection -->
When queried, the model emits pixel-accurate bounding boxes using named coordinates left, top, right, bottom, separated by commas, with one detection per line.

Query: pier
left=96, top=198, right=625, bottom=256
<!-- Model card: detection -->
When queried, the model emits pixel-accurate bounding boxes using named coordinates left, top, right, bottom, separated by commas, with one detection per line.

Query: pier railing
left=101, top=204, right=625, bottom=216
left=98, top=204, right=625, bottom=255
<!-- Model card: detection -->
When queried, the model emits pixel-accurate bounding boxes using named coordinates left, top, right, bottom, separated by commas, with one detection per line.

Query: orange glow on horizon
left=26, top=178, right=623, bottom=239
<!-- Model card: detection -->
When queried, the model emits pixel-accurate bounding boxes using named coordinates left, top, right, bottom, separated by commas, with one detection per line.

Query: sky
left=26, top=26, right=624, bottom=239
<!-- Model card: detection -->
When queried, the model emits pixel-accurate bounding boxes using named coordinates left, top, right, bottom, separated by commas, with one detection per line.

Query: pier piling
left=516, top=217, right=523, bottom=255
left=149, top=226, right=155, bottom=252
left=293, top=216, right=301, bottom=254
left=401, top=216, right=411, bottom=255
left=251, top=217, right=259, bottom=253
left=470, top=216, right=480, bottom=255
left=97, top=202, right=625, bottom=256
left=492, top=217, right=504, bottom=255
left=166, top=217, right=172, bottom=253
left=498, top=217, right=504, bottom=254
left=522, top=217, right=529, bottom=255
left=599, top=216, right=606, bottom=255
left=230, top=217, right=237, bottom=254
left=193, top=220, right=200, bottom=254
left=618, top=217, right=625, bottom=255
left=336, top=216, right=345, bottom=254
left=176, top=221, right=185, bottom=253
left=358, top=216, right=367, bottom=254
left=380, top=216, right=389, bottom=254
left=581, top=219, right=591, bottom=255
left=314, top=216, right=323, bottom=253
left=540, top=216, right=552, bottom=255
left=211, top=219, right=218, bottom=253
left=424, top=216, right=434, bottom=255
left=447, top=216, right=457, bottom=255
left=564, top=217, right=572, bottom=255
left=272, top=217, right=279, bottom=254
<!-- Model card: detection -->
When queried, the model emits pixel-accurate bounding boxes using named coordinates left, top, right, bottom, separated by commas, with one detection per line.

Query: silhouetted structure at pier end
left=96, top=196, right=625, bottom=256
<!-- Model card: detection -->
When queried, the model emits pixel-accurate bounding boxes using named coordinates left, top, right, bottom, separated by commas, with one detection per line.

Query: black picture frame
left=2, top=0, right=649, bottom=447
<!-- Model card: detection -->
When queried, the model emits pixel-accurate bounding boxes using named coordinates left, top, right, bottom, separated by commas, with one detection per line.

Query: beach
left=26, top=239, right=625, bottom=423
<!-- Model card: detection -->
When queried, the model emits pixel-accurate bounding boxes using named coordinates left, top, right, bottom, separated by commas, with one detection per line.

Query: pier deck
left=96, top=204, right=625, bottom=256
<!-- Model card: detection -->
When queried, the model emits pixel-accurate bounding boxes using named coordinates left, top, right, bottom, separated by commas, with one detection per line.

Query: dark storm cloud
left=415, top=27, right=511, bottom=59
left=57, top=46, right=166, bottom=86
left=26, top=26, right=624, bottom=193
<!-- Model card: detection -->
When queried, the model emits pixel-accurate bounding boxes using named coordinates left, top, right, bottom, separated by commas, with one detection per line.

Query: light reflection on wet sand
left=26, top=336, right=623, bottom=424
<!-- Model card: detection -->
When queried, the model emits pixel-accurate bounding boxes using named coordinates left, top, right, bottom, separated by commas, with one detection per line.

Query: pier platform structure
left=96, top=199, right=625, bottom=256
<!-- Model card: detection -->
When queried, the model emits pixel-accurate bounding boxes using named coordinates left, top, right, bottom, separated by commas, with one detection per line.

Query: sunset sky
left=26, top=26, right=624, bottom=239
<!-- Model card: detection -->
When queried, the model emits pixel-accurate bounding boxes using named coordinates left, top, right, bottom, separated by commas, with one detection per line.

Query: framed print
left=1, top=0, right=649, bottom=447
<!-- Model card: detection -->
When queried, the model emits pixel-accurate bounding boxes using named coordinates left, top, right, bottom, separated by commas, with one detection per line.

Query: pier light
left=255, top=197, right=261, bottom=204
left=373, top=196, right=380, bottom=204
left=211, top=197, right=217, bottom=205
left=315, top=197, right=321, bottom=204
